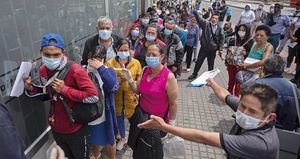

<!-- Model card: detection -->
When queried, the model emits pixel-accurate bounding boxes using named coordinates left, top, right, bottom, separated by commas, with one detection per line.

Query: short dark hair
left=141, top=13, right=150, bottom=18
left=92, top=45, right=107, bottom=60
left=264, top=54, right=286, bottom=75
left=240, top=84, right=278, bottom=116
left=255, top=25, right=271, bottom=36
left=116, top=39, right=131, bottom=50
left=211, top=13, right=220, bottom=18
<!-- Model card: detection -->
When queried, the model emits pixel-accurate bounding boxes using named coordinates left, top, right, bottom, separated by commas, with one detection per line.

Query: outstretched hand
left=206, top=78, right=230, bottom=103
left=138, top=115, right=166, bottom=130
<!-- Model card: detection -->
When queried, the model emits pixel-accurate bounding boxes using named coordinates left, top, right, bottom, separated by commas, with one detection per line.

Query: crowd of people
left=0, top=0, right=298, bottom=159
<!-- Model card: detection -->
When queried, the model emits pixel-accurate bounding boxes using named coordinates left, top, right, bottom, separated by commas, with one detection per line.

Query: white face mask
left=235, top=109, right=270, bottom=130
left=238, top=31, right=246, bottom=38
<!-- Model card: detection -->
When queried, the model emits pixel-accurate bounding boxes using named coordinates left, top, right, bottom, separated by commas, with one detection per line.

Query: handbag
left=225, top=38, right=253, bottom=66
left=161, top=134, right=186, bottom=158
left=235, top=69, right=258, bottom=87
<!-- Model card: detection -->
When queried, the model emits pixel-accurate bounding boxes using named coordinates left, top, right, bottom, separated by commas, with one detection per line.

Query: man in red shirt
left=24, top=33, right=98, bottom=159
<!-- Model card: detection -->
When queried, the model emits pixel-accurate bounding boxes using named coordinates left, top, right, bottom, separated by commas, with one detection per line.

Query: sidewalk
left=226, top=0, right=294, bottom=13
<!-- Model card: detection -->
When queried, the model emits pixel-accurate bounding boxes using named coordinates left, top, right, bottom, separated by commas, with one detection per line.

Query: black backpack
left=54, top=62, right=104, bottom=124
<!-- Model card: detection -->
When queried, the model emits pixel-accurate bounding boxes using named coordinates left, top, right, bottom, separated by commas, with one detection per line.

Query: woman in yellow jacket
left=106, top=39, right=142, bottom=151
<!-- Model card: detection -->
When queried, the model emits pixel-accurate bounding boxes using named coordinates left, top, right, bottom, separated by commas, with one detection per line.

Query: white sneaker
left=186, top=68, right=191, bottom=72
left=116, top=138, right=126, bottom=151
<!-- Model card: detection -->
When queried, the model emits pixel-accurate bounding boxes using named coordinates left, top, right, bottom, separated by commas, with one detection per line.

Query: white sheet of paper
left=244, top=57, right=260, bottom=64
left=10, top=62, right=32, bottom=97
left=244, top=57, right=260, bottom=72
left=189, top=69, right=220, bottom=87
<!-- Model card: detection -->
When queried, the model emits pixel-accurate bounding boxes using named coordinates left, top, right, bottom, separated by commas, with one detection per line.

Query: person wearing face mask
left=237, top=4, right=255, bottom=26
left=184, top=15, right=200, bottom=72
left=81, top=16, right=121, bottom=66
left=225, top=24, right=254, bottom=97
left=188, top=11, right=224, bottom=80
left=211, top=55, right=300, bottom=132
left=137, top=13, right=150, bottom=38
left=87, top=46, right=119, bottom=159
left=267, top=2, right=291, bottom=53
left=236, top=25, right=273, bottom=87
left=121, top=43, right=179, bottom=158
left=223, top=22, right=234, bottom=46
left=161, top=17, right=184, bottom=77
left=127, top=24, right=141, bottom=51
left=138, top=82, right=279, bottom=159
left=106, top=39, right=142, bottom=151
left=252, top=3, right=267, bottom=35
left=24, top=33, right=99, bottom=159
left=134, top=24, right=167, bottom=68
left=150, top=11, right=164, bottom=29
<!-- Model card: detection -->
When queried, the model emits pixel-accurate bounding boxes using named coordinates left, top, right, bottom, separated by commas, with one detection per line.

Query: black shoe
left=188, top=74, right=197, bottom=80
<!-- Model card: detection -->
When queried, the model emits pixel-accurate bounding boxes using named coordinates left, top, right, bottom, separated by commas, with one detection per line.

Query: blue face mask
left=117, top=52, right=130, bottom=59
left=145, top=35, right=156, bottom=42
left=141, top=19, right=149, bottom=26
left=131, top=30, right=139, bottom=37
left=145, top=56, right=160, bottom=68
left=99, top=29, right=112, bottom=40
left=245, top=6, right=250, bottom=11
left=42, top=56, right=62, bottom=70
left=164, top=28, right=173, bottom=35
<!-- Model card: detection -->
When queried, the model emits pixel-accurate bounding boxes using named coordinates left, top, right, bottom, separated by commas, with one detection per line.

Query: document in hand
left=244, top=57, right=260, bottom=72
left=244, top=57, right=260, bottom=64
left=10, top=62, right=32, bottom=97
left=188, top=69, right=220, bottom=87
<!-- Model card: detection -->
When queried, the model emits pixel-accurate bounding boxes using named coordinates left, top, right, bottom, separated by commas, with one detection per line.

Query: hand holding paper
left=188, top=69, right=220, bottom=87
left=10, top=62, right=32, bottom=97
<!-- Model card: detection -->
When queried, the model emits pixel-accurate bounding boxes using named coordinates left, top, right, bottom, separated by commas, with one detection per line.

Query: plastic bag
left=161, top=134, right=185, bottom=158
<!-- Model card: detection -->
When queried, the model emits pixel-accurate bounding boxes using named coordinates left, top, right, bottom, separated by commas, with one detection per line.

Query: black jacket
left=81, top=34, right=121, bottom=65
left=0, top=103, right=26, bottom=159
left=162, top=32, right=184, bottom=67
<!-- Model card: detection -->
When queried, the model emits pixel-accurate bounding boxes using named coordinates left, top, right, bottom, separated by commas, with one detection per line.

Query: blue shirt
left=185, top=24, right=200, bottom=48
left=270, top=14, right=290, bottom=35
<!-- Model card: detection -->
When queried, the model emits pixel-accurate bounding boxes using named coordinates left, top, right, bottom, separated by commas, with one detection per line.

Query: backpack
left=54, top=62, right=104, bottom=124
